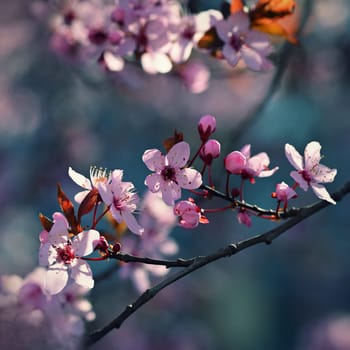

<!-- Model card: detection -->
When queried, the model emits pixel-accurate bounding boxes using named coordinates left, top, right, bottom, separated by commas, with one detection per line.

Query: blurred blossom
left=0, top=267, right=95, bottom=350
left=178, top=60, right=210, bottom=94
left=119, top=191, right=177, bottom=292
left=314, top=0, right=349, bottom=31
left=297, top=315, right=350, bottom=350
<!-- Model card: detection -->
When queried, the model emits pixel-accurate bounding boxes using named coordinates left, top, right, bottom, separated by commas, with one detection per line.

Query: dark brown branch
left=86, top=180, right=350, bottom=347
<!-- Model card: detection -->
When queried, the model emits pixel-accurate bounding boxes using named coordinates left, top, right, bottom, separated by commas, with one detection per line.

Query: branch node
left=228, top=243, right=238, bottom=255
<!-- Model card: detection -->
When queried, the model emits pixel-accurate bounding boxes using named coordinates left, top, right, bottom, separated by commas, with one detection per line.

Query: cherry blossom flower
left=174, top=199, right=203, bottom=229
left=285, top=141, right=337, bottom=204
left=215, top=12, right=273, bottom=71
left=142, top=141, right=202, bottom=205
left=97, top=169, right=144, bottom=235
left=224, top=144, right=278, bottom=182
left=169, top=10, right=222, bottom=63
left=119, top=191, right=177, bottom=292
left=68, top=166, right=110, bottom=203
left=39, top=213, right=100, bottom=295
left=178, top=61, right=210, bottom=94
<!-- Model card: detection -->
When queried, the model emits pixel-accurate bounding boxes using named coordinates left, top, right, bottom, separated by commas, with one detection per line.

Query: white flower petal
left=177, top=168, right=202, bottom=189
left=68, top=167, right=92, bottom=190
left=145, top=173, right=162, bottom=193
left=71, top=260, right=94, bottom=290
left=290, top=170, right=309, bottom=191
left=167, top=141, right=190, bottom=168
left=72, top=229, right=100, bottom=257
left=142, top=149, right=165, bottom=171
left=311, top=183, right=336, bottom=205
left=121, top=210, right=144, bottom=235
left=161, top=181, right=181, bottom=206
left=313, top=165, right=337, bottom=184
left=97, top=182, right=113, bottom=206
left=285, top=143, right=303, bottom=171
left=304, top=141, right=321, bottom=170
left=45, top=265, right=69, bottom=295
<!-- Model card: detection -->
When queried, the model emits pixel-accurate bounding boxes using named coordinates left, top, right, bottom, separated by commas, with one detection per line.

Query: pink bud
left=198, top=115, right=216, bottom=141
left=93, top=236, right=109, bottom=253
left=200, top=139, right=221, bottom=165
left=237, top=210, right=251, bottom=227
left=275, top=182, right=297, bottom=202
left=224, top=151, right=246, bottom=174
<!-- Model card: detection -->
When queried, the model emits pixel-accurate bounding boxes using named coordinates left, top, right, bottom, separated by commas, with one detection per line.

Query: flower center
left=300, top=170, right=312, bottom=184
left=56, top=245, right=75, bottom=265
left=161, top=166, right=177, bottom=182
left=230, top=34, right=244, bottom=51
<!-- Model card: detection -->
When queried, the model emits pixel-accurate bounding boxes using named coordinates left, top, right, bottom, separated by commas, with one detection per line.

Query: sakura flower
left=174, top=199, right=206, bottom=229
left=142, top=141, right=202, bottom=205
left=68, top=166, right=110, bottom=203
left=97, top=169, right=144, bottom=235
left=285, top=141, right=337, bottom=204
left=224, top=144, right=278, bottom=182
left=39, top=213, right=100, bottom=294
left=119, top=191, right=177, bottom=292
left=215, top=12, right=273, bottom=71
left=178, top=60, right=210, bottom=94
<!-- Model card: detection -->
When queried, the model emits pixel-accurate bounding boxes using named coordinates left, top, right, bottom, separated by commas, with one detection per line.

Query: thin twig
left=86, top=180, right=350, bottom=347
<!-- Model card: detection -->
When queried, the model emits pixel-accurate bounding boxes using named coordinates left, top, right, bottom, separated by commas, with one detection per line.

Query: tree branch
left=86, top=180, right=350, bottom=347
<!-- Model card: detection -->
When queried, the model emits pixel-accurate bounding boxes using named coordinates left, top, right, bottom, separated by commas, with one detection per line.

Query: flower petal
left=311, top=183, right=336, bottom=205
left=68, top=167, right=92, bottom=190
left=222, top=45, right=240, bottom=66
left=161, top=181, right=181, bottom=206
left=142, top=149, right=165, bottom=171
left=291, top=170, right=308, bottom=191
left=97, top=182, right=113, bottom=206
left=45, top=265, right=68, bottom=295
left=177, top=168, right=202, bottom=189
left=285, top=143, right=303, bottom=171
left=313, top=164, right=337, bottom=184
left=241, top=45, right=265, bottom=71
left=167, top=141, right=190, bottom=168
left=74, top=190, right=90, bottom=204
left=71, top=260, right=94, bottom=289
left=304, top=141, right=321, bottom=170
left=72, top=229, right=100, bottom=257
left=121, top=210, right=144, bottom=235
left=145, top=173, right=162, bottom=192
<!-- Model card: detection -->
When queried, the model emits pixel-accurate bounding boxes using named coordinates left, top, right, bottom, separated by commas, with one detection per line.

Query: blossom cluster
left=33, top=0, right=297, bottom=93
left=33, top=113, right=337, bottom=303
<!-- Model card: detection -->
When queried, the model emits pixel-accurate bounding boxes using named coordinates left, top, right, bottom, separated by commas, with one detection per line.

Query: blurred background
left=1, top=0, right=350, bottom=349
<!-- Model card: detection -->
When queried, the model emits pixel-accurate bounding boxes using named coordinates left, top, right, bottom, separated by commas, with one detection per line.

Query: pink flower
left=174, top=199, right=202, bottom=229
left=215, top=12, right=273, bottom=71
left=68, top=166, right=110, bottom=203
left=224, top=144, right=278, bottom=182
left=179, top=61, right=210, bottom=94
left=285, top=141, right=337, bottom=204
left=143, top=141, right=202, bottom=205
left=200, top=139, right=221, bottom=165
left=198, top=114, right=216, bottom=141
left=97, top=169, right=144, bottom=235
left=275, top=182, right=297, bottom=202
left=39, top=213, right=100, bottom=295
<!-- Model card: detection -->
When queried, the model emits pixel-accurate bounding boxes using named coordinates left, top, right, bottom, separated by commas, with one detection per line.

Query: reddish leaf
left=163, top=130, right=184, bottom=153
left=78, top=188, right=100, bottom=222
left=253, top=0, right=296, bottom=19
left=38, top=213, right=53, bottom=232
left=57, top=183, right=81, bottom=234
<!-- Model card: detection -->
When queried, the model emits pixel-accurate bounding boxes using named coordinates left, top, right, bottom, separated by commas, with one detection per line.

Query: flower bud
left=275, top=182, right=297, bottom=202
left=224, top=151, right=246, bottom=174
left=198, top=115, right=216, bottom=141
left=200, top=139, right=221, bottom=165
